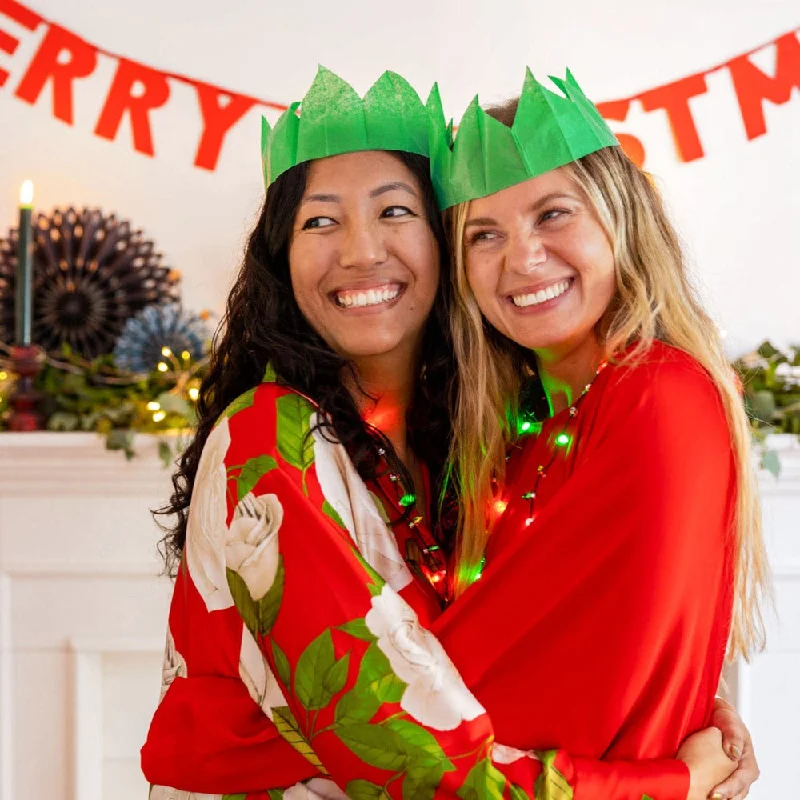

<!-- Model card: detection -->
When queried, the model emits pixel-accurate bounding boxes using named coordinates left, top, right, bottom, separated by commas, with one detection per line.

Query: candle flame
left=19, top=180, right=34, bottom=207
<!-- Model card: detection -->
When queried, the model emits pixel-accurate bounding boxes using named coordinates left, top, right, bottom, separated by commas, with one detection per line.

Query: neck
left=343, top=348, right=418, bottom=466
left=536, top=334, right=603, bottom=416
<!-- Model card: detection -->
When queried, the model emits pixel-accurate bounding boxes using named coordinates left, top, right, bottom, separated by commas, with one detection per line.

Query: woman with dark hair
left=143, top=68, right=756, bottom=800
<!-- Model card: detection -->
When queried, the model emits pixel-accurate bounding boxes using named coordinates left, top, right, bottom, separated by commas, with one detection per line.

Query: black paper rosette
left=0, top=207, right=181, bottom=359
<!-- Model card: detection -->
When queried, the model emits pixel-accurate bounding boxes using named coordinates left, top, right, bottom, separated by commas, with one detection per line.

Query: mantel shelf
left=1, top=431, right=799, bottom=495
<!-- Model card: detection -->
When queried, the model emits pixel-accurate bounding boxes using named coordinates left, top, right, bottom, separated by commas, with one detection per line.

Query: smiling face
left=288, top=151, right=440, bottom=363
left=463, top=167, right=616, bottom=362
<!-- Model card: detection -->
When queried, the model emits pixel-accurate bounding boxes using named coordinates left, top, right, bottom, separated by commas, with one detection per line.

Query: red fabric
left=441, top=342, right=734, bottom=760
left=143, top=342, right=733, bottom=798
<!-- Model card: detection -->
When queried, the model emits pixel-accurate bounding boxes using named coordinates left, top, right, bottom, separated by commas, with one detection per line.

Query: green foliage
left=0, top=343, right=208, bottom=459
left=735, top=341, right=800, bottom=437
left=734, top=341, right=800, bottom=476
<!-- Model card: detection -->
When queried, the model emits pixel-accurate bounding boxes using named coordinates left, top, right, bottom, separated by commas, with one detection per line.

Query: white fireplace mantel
left=0, top=431, right=797, bottom=800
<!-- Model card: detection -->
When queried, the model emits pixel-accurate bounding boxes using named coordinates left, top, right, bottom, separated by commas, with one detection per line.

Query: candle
left=15, top=180, right=34, bottom=346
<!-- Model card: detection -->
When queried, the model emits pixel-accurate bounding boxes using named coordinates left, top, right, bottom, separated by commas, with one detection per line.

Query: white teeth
left=511, top=279, right=571, bottom=308
left=336, top=285, right=401, bottom=308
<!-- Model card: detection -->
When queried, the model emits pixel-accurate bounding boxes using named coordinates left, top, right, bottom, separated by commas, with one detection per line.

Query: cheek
left=465, top=254, right=499, bottom=313
left=568, top=229, right=615, bottom=296
left=288, top=242, right=325, bottom=304
left=404, top=232, right=441, bottom=306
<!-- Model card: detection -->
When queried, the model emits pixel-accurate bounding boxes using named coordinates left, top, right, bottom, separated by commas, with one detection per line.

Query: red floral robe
left=143, top=342, right=734, bottom=799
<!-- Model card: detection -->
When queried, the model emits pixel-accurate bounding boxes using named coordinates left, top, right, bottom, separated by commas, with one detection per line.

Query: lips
left=332, top=283, right=404, bottom=309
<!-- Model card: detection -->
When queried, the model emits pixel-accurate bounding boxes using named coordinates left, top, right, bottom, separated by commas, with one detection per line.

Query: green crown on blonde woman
left=427, top=68, right=619, bottom=210
left=261, top=66, right=431, bottom=187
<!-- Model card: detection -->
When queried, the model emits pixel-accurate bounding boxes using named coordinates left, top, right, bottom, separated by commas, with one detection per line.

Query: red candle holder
left=8, top=344, right=44, bottom=431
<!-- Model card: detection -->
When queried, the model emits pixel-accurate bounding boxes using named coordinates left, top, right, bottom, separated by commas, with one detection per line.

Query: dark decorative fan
left=0, top=207, right=181, bottom=359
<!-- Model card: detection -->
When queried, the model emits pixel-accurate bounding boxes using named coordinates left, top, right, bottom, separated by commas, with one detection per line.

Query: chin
left=337, top=336, right=405, bottom=360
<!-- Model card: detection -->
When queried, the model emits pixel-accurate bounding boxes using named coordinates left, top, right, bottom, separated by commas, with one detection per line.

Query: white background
left=0, top=0, right=798, bottom=354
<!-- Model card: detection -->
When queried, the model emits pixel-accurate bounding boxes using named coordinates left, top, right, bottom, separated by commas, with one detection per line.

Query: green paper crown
left=261, top=66, right=430, bottom=188
left=428, top=68, right=619, bottom=210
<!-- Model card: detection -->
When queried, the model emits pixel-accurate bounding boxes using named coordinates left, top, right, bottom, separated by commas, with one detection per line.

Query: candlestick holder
left=8, top=344, right=44, bottom=431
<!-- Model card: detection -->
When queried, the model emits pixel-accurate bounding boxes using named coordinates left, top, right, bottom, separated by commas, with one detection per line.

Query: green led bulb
left=399, top=493, right=416, bottom=507
left=555, top=432, right=571, bottom=446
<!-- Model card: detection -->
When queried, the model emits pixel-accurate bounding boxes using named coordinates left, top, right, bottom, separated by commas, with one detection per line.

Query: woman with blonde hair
left=434, top=68, right=769, bottom=797
left=143, top=67, right=762, bottom=800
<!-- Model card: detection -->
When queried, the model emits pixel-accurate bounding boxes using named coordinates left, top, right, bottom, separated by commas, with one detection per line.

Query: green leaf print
left=276, top=393, right=315, bottom=476
left=336, top=721, right=408, bottom=771
left=322, top=652, right=350, bottom=698
left=334, top=686, right=382, bottom=726
left=295, top=629, right=336, bottom=710
left=271, top=639, right=291, bottom=687
left=385, top=718, right=454, bottom=800
left=323, top=499, right=346, bottom=529
left=257, top=556, right=285, bottom=635
left=225, top=568, right=260, bottom=639
left=534, top=750, right=574, bottom=800
left=357, top=642, right=406, bottom=703
left=221, top=794, right=248, bottom=800
left=401, top=761, right=446, bottom=800
left=509, top=786, right=532, bottom=800
left=346, top=779, right=390, bottom=800
left=457, top=757, right=507, bottom=800
left=272, top=706, right=328, bottom=774
left=267, top=791, right=285, bottom=800
left=334, top=641, right=406, bottom=725
left=236, top=454, right=278, bottom=500
left=223, top=387, right=257, bottom=420
left=337, top=617, right=378, bottom=642
left=385, top=719, right=455, bottom=770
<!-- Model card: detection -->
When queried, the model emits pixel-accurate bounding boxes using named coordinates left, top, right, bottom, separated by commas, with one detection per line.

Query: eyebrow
left=464, top=191, right=579, bottom=227
left=301, top=181, right=419, bottom=206
left=369, top=181, right=418, bottom=199
left=302, top=193, right=341, bottom=205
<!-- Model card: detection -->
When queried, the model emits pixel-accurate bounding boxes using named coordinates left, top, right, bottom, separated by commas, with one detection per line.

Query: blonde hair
left=447, top=143, right=769, bottom=662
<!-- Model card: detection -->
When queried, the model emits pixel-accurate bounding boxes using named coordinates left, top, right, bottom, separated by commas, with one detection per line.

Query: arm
left=141, top=562, right=321, bottom=794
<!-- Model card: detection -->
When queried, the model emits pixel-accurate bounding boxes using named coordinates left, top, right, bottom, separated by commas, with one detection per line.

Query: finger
left=712, top=710, right=745, bottom=761
left=711, top=771, right=746, bottom=798
left=712, top=755, right=758, bottom=798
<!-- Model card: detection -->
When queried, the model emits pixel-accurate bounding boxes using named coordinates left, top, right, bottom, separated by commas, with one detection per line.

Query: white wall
left=0, top=0, right=798, bottom=354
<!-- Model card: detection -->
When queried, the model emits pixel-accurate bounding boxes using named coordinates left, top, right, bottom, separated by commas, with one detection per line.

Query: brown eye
left=382, top=206, right=414, bottom=219
left=302, top=216, right=336, bottom=230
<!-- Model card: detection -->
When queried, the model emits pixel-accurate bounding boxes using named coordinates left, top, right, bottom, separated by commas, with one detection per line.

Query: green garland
left=734, top=341, right=800, bottom=477
left=734, top=341, right=800, bottom=436
left=1, top=339, right=798, bottom=470
left=0, top=343, right=207, bottom=465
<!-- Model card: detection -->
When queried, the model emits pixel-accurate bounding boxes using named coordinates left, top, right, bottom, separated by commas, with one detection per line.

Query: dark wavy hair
left=156, top=151, right=456, bottom=574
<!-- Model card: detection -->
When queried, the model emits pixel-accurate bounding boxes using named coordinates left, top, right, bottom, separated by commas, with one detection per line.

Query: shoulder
left=214, top=380, right=319, bottom=463
left=604, top=341, right=725, bottom=419
left=587, top=342, right=732, bottom=460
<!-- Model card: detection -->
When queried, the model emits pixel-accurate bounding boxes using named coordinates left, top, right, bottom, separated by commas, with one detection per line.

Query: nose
left=505, top=231, right=546, bottom=275
left=339, top=220, right=388, bottom=270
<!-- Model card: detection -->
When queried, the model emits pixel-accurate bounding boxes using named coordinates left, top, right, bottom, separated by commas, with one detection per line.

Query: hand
left=709, top=697, right=760, bottom=800
left=677, top=727, right=737, bottom=800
